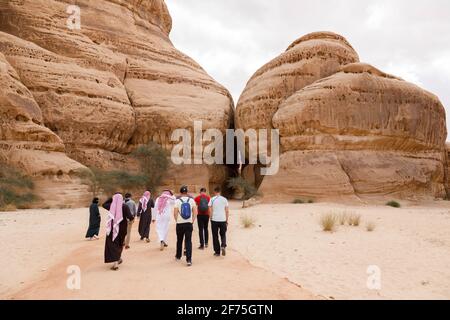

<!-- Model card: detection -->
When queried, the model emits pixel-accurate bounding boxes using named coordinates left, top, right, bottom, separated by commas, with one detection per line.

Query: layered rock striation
left=236, top=33, right=448, bottom=201
left=0, top=0, right=234, bottom=206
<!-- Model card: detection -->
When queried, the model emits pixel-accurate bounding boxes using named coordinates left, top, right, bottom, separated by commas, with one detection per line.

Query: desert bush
left=366, top=222, right=376, bottom=232
left=227, top=177, right=259, bottom=200
left=86, top=168, right=147, bottom=196
left=386, top=200, right=401, bottom=208
left=293, top=198, right=314, bottom=204
left=0, top=204, right=17, bottom=212
left=78, top=142, right=168, bottom=197
left=320, top=213, right=337, bottom=232
left=240, top=215, right=256, bottom=229
left=78, top=167, right=147, bottom=197
left=348, top=213, right=361, bottom=226
left=0, top=163, right=37, bottom=210
left=131, top=142, right=169, bottom=192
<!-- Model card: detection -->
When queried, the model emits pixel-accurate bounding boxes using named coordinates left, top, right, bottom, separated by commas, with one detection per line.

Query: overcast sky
left=165, top=0, right=450, bottom=139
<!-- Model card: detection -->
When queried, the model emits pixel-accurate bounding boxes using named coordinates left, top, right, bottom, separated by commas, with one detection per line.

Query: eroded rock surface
left=237, top=33, right=448, bottom=202
left=0, top=0, right=234, bottom=207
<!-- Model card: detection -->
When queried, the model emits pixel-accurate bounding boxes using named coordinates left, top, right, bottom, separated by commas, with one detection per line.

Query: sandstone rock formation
left=0, top=52, right=89, bottom=207
left=236, top=33, right=448, bottom=202
left=236, top=32, right=360, bottom=134
left=0, top=0, right=234, bottom=207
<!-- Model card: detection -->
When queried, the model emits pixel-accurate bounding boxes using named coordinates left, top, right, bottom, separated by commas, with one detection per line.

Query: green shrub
left=0, top=163, right=36, bottom=210
left=386, top=201, right=401, bottom=208
left=293, top=198, right=314, bottom=204
left=227, top=177, right=259, bottom=200
left=79, top=142, right=170, bottom=197
left=131, top=142, right=169, bottom=192
left=83, top=168, right=147, bottom=197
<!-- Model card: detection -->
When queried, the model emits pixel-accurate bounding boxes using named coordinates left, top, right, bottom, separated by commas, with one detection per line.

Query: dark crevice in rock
left=335, top=152, right=362, bottom=202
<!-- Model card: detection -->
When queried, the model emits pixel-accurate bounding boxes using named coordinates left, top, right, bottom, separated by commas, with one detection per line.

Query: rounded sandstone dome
left=273, top=62, right=447, bottom=153
left=286, top=31, right=357, bottom=53
left=235, top=31, right=360, bottom=132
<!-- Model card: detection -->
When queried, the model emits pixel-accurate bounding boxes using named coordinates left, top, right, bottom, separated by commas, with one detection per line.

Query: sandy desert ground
left=1, top=200, right=450, bottom=300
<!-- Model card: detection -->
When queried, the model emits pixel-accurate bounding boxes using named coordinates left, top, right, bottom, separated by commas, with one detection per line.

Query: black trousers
left=176, top=223, right=193, bottom=262
left=197, top=215, right=210, bottom=247
left=211, top=221, right=227, bottom=254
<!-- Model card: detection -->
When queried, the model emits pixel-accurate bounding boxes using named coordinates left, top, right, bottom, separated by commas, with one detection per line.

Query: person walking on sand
left=85, top=197, right=101, bottom=240
left=194, top=188, right=211, bottom=250
left=124, top=193, right=137, bottom=249
left=103, top=193, right=134, bottom=271
left=174, top=186, right=197, bottom=266
left=153, top=190, right=176, bottom=250
left=209, top=187, right=229, bottom=257
left=138, top=190, right=154, bottom=243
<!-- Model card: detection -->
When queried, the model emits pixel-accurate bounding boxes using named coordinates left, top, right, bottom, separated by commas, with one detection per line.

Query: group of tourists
left=85, top=186, right=230, bottom=270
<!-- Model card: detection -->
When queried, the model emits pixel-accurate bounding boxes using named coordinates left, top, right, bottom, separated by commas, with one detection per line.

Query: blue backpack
left=180, top=198, right=192, bottom=220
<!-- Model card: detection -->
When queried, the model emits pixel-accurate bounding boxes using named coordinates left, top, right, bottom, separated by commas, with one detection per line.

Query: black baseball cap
left=180, top=185, right=188, bottom=194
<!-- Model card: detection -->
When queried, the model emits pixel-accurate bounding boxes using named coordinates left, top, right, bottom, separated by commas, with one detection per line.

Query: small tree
left=79, top=168, right=147, bottom=197
left=131, top=142, right=169, bottom=192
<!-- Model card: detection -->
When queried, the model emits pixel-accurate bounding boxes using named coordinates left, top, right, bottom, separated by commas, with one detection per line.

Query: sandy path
left=230, top=202, right=450, bottom=300
left=0, top=206, right=314, bottom=300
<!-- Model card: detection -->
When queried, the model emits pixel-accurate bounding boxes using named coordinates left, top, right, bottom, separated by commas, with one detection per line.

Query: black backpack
left=198, top=196, right=209, bottom=212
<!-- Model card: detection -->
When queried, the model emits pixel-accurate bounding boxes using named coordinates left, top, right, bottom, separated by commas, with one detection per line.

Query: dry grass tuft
left=240, top=215, right=256, bottom=229
left=338, top=212, right=349, bottom=225
left=320, top=213, right=337, bottom=232
left=348, top=213, right=361, bottom=226
left=366, top=222, right=376, bottom=232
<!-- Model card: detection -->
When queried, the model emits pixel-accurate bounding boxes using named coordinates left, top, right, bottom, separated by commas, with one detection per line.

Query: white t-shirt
left=175, top=196, right=196, bottom=224
left=209, top=195, right=229, bottom=222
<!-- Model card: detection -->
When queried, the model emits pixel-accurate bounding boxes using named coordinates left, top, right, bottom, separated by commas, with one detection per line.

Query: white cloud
left=383, top=62, right=423, bottom=86
left=165, top=0, right=450, bottom=139
left=366, top=3, right=389, bottom=29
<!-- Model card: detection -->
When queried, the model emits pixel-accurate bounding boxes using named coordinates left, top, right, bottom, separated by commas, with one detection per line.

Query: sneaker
left=164, top=242, right=168, bottom=247
left=187, top=261, right=192, bottom=267
left=118, top=259, right=123, bottom=265
left=198, top=245, right=205, bottom=250
left=160, top=241, right=164, bottom=251
left=145, top=238, right=150, bottom=243
left=214, top=253, right=220, bottom=257
left=175, top=256, right=181, bottom=261
left=183, top=250, right=186, bottom=256
left=205, top=243, right=208, bottom=248
left=221, top=247, right=226, bottom=256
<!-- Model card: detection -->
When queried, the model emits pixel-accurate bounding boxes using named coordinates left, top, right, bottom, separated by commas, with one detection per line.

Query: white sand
left=231, top=201, right=450, bottom=300
left=1, top=200, right=450, bottom=300
left=0, top=204, right=313, bottom=300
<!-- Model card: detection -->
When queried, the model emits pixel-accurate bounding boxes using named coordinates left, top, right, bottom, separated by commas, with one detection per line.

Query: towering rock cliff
left=0, top=0, right=234, bottom=207
left=236, top=33, right=448, bottom=202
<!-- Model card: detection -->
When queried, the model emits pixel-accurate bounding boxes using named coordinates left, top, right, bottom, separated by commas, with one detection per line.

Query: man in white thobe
left=152, top=190, right=176, bottom=250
